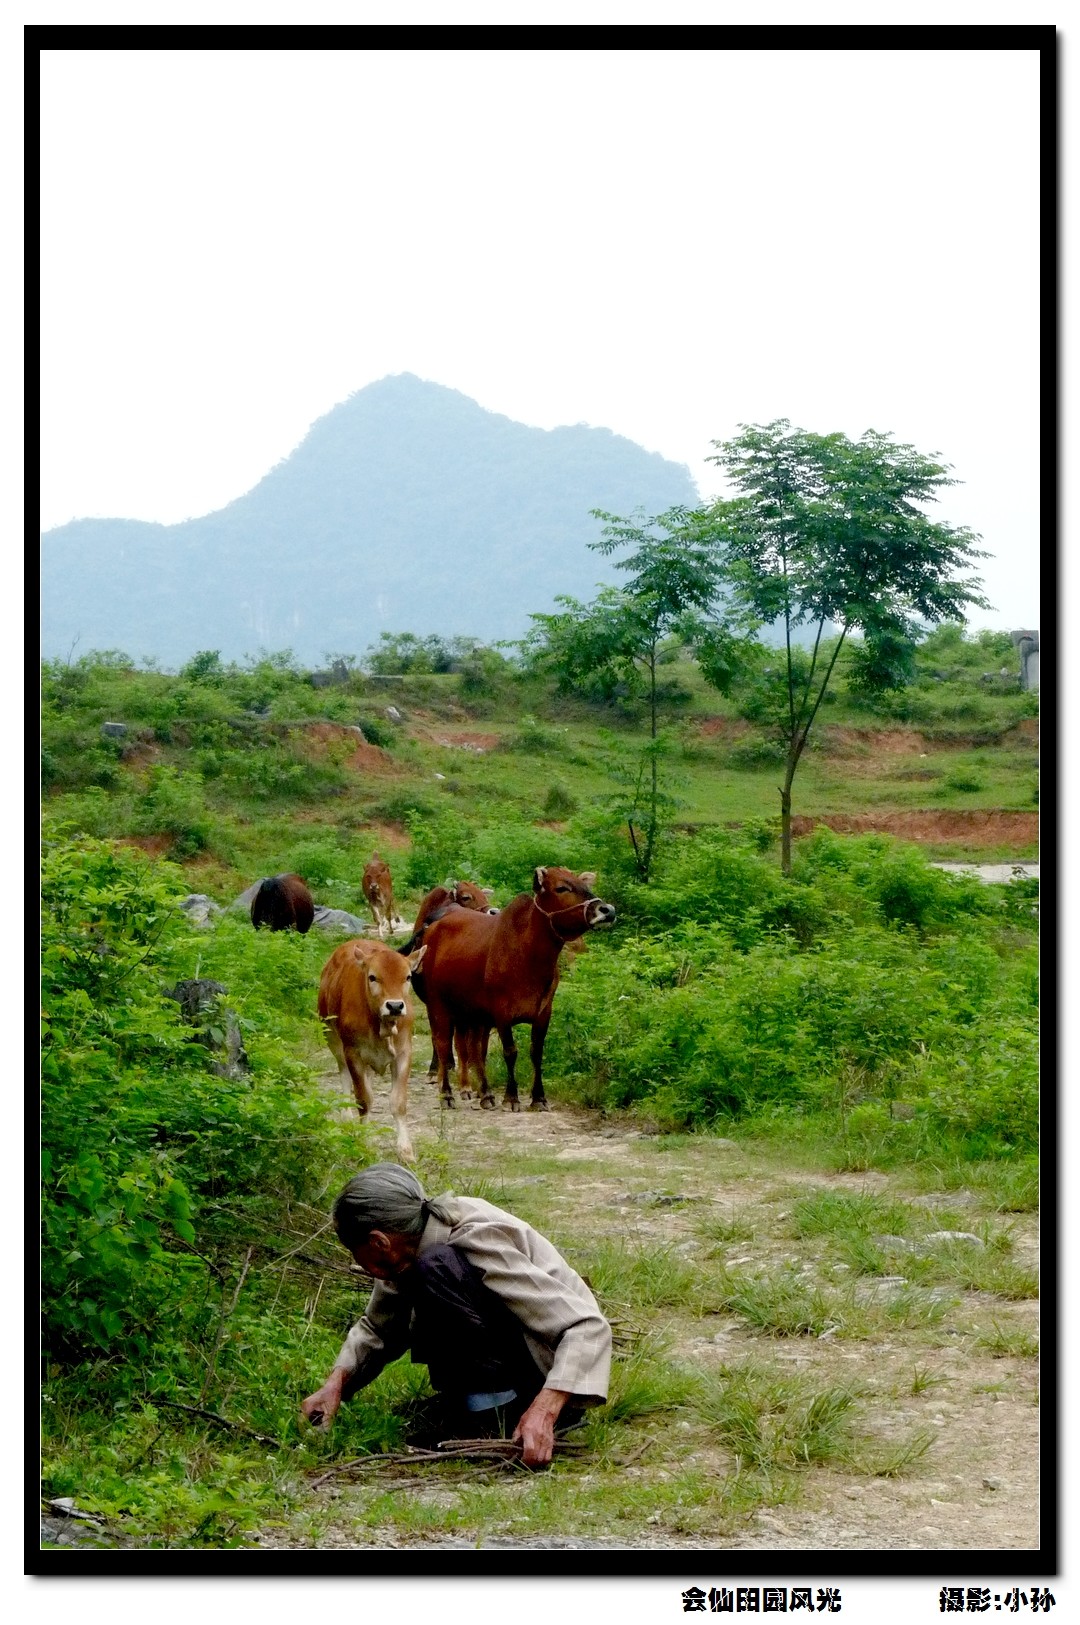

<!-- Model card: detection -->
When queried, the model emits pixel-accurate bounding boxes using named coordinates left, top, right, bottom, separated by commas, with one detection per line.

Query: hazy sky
left=40, top=46, right=1041, bottom=629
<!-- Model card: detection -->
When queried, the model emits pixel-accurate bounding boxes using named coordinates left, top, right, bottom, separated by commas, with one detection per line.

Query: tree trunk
left=779, top=784, right=793, bottom=876
left=779, top=747, right=798, bottom=876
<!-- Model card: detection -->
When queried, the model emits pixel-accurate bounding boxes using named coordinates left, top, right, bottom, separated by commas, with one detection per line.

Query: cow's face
left=358, top=943, right=426, bottom=1028
left=533, top=866, right=616, bottom=932
left=449, top=880, right=496, bottom=912
left=363, top=858, right=392, bottom=897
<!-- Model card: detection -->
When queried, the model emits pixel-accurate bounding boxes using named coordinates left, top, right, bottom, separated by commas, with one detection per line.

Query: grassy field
left=39, top=633, right=1040, bottom=1554
left=41, top=640, right=1039, bottom=899
left=43, top=1072, right=1038, bottom=1552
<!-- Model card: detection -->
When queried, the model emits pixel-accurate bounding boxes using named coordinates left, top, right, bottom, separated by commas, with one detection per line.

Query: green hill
left=40, top=374, right=699, bottom=668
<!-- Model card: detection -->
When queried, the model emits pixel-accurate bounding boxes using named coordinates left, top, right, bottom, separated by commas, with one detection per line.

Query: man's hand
left=301, top=1367, right=348, bottom=1431
left=512, top=1387, right=570, bottom=1468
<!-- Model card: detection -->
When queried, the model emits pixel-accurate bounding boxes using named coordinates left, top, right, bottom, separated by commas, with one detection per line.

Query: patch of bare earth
left=430, top=730, right=501, bottom=753
left=116, top=834, right=175, bottom=857
left=789, top=810, right=1039, bottom=846
left=292, top=722, right=399, bottom=776
left=357, top=821, right=411, bottom=853
left=698, top=718, right=753, bottom=741
left=818, top=726, right=934, bottom=756
left=284, top=1061, right=1039, bottom=1553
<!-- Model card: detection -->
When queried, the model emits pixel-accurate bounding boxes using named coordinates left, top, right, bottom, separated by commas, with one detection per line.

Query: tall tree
left=699, top=421, right=989, bottom=874
left=523, top=506, right=734, bottom=878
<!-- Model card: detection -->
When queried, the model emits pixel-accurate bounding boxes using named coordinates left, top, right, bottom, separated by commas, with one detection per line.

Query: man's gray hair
left=333, top=1164, right=454, bottom=1248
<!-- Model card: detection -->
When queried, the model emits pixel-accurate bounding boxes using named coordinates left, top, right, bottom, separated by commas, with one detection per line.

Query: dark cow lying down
left=251, top=873, right=315, bottom=933
left=418, top=866, right=615, bottom=1112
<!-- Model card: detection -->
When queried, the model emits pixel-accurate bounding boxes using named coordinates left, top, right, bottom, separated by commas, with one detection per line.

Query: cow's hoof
left=480, top=1095, right=497, bottom=1110
left=440, top=1094, right=455, bottom=1110
left=528, top=1099, right=549, bottom=1112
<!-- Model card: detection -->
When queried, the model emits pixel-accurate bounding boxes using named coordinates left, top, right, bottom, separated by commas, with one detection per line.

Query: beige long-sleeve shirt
left=334, top=1195, right=612, bottom=1405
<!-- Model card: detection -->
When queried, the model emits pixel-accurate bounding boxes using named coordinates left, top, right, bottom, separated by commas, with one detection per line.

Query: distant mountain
left=40, top=374, right=700, bottom=669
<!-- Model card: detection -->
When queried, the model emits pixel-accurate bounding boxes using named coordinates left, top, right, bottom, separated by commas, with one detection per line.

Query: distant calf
left=362, top=854, right=395, bottom=938
left=318, top=938, right=427, bottom=1162
left=251, top=873, right=315, bottom=933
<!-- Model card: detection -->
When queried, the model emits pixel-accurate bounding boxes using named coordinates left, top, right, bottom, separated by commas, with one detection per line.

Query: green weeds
left=973, top=1322, right=1040, bottom=1359
left=696, top=1359, right=934, bottom=1480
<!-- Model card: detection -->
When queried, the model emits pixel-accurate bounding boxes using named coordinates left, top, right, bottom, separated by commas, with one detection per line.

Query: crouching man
left=301, top=1164, right=612, bottom=1466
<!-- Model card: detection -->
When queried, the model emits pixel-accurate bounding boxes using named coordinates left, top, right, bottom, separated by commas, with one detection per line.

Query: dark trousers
left=408, top=1244, right=545, bottom=1430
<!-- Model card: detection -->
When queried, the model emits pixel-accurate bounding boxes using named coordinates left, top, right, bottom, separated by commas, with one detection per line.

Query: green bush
left=132, top=765, right=216, bottom=856
left=503, top=715, right=568, bottom=754
left=944, top=770, right=986, bottom=794
left=356, top=712, right=396, bottom=749
left=466, top=818, right=577, bottom=894
left=725, top=736, right=789, bottom=769
left=284, top=838, right=348, bottom=890
left=402, top=806, right=472, bottom=891
left=542, top=780, right=578, bottom=819
left=907, top=1020, right=1038, bottom=1157
left=544, top=908, right=1037, bottom=1144
left=459, top=645, right=514, bottom=699
left=180, top=650, right=227, bottom=685
left=368, top=790, right=438, bottom=825
left=40, top=834, right=355, bottom=1372
left=219, top=742, right=349, bottom=802
left=637, top=829, right=788, bottom=946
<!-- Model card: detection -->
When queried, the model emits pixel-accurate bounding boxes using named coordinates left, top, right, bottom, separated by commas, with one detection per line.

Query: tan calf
left=318, top=938, right=426, bottom=1162
left=362, top=854, right=395, bottom=938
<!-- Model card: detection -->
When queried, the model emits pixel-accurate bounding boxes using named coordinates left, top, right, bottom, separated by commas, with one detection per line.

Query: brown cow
left=409, top=879, right=497, bottom=1078
left=251, top=873, right=315, bottom=933
left=362, top=854, right=395, bottom=938
left=317, top=938, right=427, bottom=1163
left=411, top=878, right=496, bottom=936
left=420, top=866, right=615, bottom=1112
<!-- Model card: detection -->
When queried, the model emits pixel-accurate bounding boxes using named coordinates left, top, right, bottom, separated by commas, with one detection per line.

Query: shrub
left=41, top=834, right=356, bottom=1371
left=220, top=742, right=349, bottom=802
left=542, top=780, right=578, bottom=819
left=368, top=790, right=438, bottom=825
left=402, top=807, right=472, bottom=891
left=285, top=838, right=348, bottom=890
left=180, top=650, right=227, bottom=685
left=638, top=829, right=788, bottom=946
left=355, top=712, right=395, bottom=749
left=903, top=1017, right=1038, bottom=1156
left=502, top=715, right=568, bottom=753
left=132, top=765, right=216, bottom=856
left=544, top=912, right=1037, bottom=1141
left=944, top=770, right=986, bottom=794
left=726, top=736, right=789, bottom=769
left=459, top=645, right=513, bottom=699
left=466, top=819, right=577, bottom=894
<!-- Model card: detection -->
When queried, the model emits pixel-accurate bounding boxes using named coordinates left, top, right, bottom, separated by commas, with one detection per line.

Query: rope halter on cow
left=530, top=891, right=595, bottom=943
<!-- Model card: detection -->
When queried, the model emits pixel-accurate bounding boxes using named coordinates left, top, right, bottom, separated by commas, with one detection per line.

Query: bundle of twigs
left=307, top=1436, right=589, bottom=1489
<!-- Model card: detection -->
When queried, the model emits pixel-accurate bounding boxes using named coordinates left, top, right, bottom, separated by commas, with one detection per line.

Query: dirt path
left=275, top=1060, right=1040, bottom=1553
